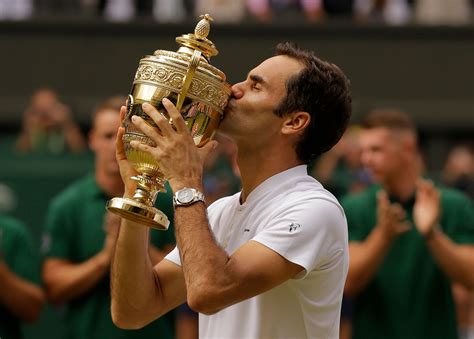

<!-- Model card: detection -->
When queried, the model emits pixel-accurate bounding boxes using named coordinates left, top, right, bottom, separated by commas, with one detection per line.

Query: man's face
left=359, top=127, right=407, bottom=183
left=220, top=55, right=304, bottom=145
left=28, top=89, right=61, bottom=129
left=89, top=109, right=121, bottom=175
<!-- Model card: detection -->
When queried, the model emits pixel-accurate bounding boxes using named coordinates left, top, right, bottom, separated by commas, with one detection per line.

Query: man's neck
left=95, top=168, right=124, bottom=198
left=383, top=167, right=420, bottom=202
left=237, top=143, right=303, bottom=203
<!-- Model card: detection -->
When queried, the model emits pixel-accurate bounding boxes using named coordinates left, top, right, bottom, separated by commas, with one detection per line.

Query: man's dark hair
left=274, top=42, right=352, bottom=164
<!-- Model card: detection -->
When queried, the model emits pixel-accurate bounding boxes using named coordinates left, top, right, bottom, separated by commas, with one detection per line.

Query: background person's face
left=89, top=109, right=121, bottom=175
left=359, top=127, right=406, bottom=184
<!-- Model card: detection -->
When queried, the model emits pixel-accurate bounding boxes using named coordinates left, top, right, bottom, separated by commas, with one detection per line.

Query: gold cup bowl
left=106, top=14, right=231, bottom=230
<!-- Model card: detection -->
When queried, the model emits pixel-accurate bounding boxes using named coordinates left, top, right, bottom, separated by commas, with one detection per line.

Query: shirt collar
left=240, top=165, right=309, bottom=206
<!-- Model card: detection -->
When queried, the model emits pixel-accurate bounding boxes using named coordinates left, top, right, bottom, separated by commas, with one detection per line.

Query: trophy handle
left=176, top=49, right=202, bottom=111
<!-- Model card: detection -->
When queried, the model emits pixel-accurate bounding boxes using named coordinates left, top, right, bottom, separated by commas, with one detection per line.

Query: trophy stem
left=132, top=188, right=156, bottom=206
left=131, top=173, right=166, bottom=205
left=106, top=174, right=170, bottom=230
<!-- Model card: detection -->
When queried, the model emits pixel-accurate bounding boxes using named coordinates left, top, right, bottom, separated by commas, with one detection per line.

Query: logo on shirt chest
left=289, top=222, right=301, bottom=232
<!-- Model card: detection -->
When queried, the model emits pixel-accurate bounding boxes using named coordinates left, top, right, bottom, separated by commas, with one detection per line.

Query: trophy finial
left=175, top=13, right=218, bottom=59
left=195, top=14, right=213, bottom=40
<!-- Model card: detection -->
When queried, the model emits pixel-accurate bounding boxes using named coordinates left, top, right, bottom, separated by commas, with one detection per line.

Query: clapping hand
left=413, top=179, right=441, bottom=237
left=376, top=190, right=411, bottom=240
left=116, top=106, right=140, bottom=197
left=100, top=212, right=121, bottom=266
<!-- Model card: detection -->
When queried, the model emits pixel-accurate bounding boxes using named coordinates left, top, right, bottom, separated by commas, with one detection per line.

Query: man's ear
left=281, top=111, right=311, bottom=135
left=396, top=130, right=417, bottom=153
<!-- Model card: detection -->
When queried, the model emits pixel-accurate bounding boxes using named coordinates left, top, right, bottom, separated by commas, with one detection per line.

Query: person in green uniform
left=41, top=97, right=176, bottom=339
left=15, top=88, right=86, bottom=155
left=0, top=213, right=45, bottom=339
left=311, top=125, right=371, bottom=199
left=343, top=109, right=474, bottom=339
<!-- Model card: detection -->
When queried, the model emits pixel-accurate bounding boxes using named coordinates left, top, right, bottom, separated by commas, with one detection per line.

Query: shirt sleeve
left=8, top=222, right=42, bottom=285
left=442, top=190, right=474, bottom=244
left=164, top=246, right=181, bottom=266
left=251, top=197, right=347, bottom=278
left=341, top=193, right=373, bottom=242
left=42, top=198, right=76, bottom=259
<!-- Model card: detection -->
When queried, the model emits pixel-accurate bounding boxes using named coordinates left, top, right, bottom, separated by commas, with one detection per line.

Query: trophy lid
left=175, top=14, right=219, bottom=60
left=151, top=13, right=227, bottom=82
left=138, top=14, right=230, bottom=113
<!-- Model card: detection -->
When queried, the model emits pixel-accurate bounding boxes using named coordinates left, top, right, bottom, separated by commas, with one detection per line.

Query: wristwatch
left=173, top=187, right=205, bottom=207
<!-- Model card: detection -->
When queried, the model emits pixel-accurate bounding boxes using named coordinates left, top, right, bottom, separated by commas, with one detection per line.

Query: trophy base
left=106, top=197, right=170, bottom=230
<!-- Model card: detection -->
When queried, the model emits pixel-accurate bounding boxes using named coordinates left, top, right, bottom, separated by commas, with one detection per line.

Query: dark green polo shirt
left=0, top=214, right=41, bottom=339
left=43, top=174, right=175, bottom=339
left=342, top=185, right=474, bottom=339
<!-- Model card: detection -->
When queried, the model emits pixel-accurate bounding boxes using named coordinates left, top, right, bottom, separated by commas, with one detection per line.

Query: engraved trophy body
left=106, top=15, right=231, bottom=230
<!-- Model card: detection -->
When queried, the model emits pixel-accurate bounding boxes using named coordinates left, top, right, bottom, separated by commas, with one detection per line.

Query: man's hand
left=376, top=190, right=411, bottom=240
left=116, top=106, right=140, bottom=197
left=414, top=179, right=441, bottom=237
left=129, top=99, right=217, bottom=191
left=98, top=212, right=121, bottom=267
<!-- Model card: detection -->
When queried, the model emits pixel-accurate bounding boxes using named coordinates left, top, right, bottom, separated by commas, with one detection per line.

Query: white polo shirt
left=166, top=165, right=349, bottom=339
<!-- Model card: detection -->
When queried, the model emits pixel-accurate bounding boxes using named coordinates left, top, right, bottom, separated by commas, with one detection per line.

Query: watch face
left=178, top=189, right=194, bottom=204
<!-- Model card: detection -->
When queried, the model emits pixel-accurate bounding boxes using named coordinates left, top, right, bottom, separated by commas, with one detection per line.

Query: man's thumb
left=201, top=140, right=219, bottom=157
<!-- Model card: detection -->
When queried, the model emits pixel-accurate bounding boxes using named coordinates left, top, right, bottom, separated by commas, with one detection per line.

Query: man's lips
left=225, top=99, right=236, bottom=113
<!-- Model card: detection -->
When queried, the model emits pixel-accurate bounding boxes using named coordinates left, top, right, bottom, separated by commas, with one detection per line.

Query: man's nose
left=361, top=150, right=371, bottom=167
left=230, top=82, right=244, bottom=99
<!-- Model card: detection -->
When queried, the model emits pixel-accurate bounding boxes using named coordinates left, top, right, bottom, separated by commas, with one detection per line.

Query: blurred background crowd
left=0, top=1, right=473, bottom=339
left=0, top=0, right=473, bottom=25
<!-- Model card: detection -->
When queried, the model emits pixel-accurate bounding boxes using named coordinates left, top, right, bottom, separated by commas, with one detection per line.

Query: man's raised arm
left=111, top=218, right=186, bottom=328
left=110, top=118, right=187, bottom=329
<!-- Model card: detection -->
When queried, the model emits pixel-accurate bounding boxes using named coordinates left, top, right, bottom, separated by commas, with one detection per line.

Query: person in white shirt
left=111, top=42, right=352, bottom=339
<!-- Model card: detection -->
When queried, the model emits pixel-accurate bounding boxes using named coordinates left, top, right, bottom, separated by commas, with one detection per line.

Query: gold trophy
left=106, top=14, right=231, bottom=230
